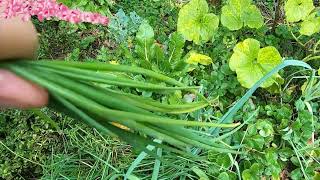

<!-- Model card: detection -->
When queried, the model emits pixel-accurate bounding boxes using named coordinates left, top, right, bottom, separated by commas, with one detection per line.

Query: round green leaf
left=217, top=172, right=230, bottom=180
left=229, top=38, right=260, bottom=71
left=229, top=38, right=283, bottom=88
left=177, top=0, right=219, bottom=44
left=256, top=120, right=274, bottom=137
left=221, top=5, right=243, bottom=31
left=221, top=0, right=264, bottom=30
left=242, top=163, right=262, bottom=180
left=300, top=13, right=320, bottom=36
left=243, top=5, right=264, bottom=29
left=257, top=46, right=282, bottom=65
left=284, top=0, right=315, bottom=23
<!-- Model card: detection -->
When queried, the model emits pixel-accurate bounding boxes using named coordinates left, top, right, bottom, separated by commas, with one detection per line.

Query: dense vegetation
left=0, top=0, right=320, bottom=179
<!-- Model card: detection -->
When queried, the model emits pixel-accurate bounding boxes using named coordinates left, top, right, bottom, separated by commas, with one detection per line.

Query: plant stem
left=272, top=0, right=283, bottom=32
left=303, top=56, right=320, bottom=62
left=314, top=39, right=320, bottom=54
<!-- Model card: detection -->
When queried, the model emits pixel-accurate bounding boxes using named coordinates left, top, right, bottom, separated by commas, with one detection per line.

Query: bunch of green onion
left=1, top=60, right=241, bottom=155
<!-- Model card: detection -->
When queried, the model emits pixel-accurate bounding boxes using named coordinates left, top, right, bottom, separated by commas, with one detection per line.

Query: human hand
left=0, top=16, right=48, bottom=108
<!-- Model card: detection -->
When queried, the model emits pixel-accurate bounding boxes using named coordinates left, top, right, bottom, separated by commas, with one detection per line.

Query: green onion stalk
left=0, top=60, right=241, bottom=156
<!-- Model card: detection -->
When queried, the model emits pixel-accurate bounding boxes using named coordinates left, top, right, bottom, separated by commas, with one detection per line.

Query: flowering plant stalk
left=0, top=0, right=109, bottom=24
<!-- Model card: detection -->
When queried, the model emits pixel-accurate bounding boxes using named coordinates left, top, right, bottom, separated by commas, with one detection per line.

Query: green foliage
left=285, top=0, right=320, bottom=36
left=221, top=0, right=264, bottom=31
left=41, top=124, right=132, bottom=179
left=0, top=110, right=61, bottom=179
left=109, top=9, right=143, bottom=43
left=186, top=52, right=213, bottom=65
left=135, top=22, right=188, bottom=75
left=177, top=0, right=219, bottom=44
left=284, top=0, right=315, bottom=23
left=57, top=0, right=113, bottom=15
left=242, top=163, right=263, bottom=180
left=229, top=38, right=283, bottom=88
left=299, top=12, right=320, bottom=36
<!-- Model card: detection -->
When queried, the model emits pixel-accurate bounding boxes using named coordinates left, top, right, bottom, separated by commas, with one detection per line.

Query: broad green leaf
left=284, top=0, right=315, bottom=23
left=257, top=46, right=282, bottom=65
left=177, top=0, right=219, bottom=44
left=221, top=5, right=242, bottom=31
left=135, top=22, right=155, bottom=69
left=136, top=22, right=154, bottom=47
left=243, top=5, right=264, bottom=29
left=168, top=32, right=188, bottom=74
left=221, top=0, right=264, bottom=30
left=168, top=32, right=185, bottom=63
left=299, top=13, right=320, bottom=36
left=186, top=52, right=213, bottom=65
left=229, top=38, right=260, bottom=71
left=152, top=44, right=169, bottom=72
left=229, top=38, right=283, bottom=88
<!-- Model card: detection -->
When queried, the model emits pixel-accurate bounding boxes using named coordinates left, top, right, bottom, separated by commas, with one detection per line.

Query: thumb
left=0, top=69, right=48, bottom=108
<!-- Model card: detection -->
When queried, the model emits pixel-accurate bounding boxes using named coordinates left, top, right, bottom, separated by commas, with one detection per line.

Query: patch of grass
left=42, top=122, right=133, bottom=179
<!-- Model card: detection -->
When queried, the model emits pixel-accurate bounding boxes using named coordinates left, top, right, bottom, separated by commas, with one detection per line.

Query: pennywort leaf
left=177, top=0, right=219, bottom=44
left=284, top=0, right=315, bottom=23
left=229, top=38, right=283, bottom=88
left=221, top=0, right=264, bottom=31
left=299, top=13, right=320, bottom=36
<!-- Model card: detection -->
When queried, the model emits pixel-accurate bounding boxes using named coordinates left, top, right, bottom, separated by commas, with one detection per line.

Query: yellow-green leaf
left=299, top=13, right=320, bottom=36
left=186, top=52, right=213, bottom=65
left=284, top=0, right=315, bottom=23
left=177, top=0, right=219, bottom=44
left=229, top=38, right=283, bottom=89
left=221, top=0, right=264, bottom=30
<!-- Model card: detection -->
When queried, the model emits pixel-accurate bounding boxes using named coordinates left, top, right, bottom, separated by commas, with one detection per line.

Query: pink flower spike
left=0, top=0, right=109, bottom=25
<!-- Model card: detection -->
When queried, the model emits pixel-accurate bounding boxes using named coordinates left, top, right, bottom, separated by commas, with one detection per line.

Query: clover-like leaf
left=242, top=163, right=263, bottom=180
left=299, top=13, right=320, bottom=36
left=186, top=52, right=213, bottom=65
left=221, top=0, right=264, bottom=31
left=229, top=38, right=283, bottom=88
left=177, top=0, right=219, bottom=44
left=256, top=120, right=274, bottom=137
left=284, top=0, right=315, bottom=23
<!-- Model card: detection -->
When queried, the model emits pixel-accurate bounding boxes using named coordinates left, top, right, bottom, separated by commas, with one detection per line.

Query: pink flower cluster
left=0, top=0, right=109, bottom=25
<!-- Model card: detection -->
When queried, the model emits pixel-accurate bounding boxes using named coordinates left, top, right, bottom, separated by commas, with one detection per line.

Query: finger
left=0, top=16, right=39, bottom=60
left=0, top=69, right=48, bottom=108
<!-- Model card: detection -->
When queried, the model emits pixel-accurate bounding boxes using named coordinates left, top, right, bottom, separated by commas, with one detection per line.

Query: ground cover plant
left=0, top=0, right=320, bottom=179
